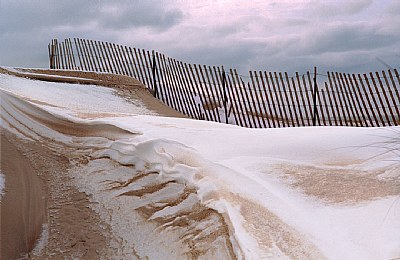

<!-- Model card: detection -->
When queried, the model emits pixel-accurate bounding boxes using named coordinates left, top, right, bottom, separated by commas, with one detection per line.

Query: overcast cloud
left=0, top=0, right=399, bottom=74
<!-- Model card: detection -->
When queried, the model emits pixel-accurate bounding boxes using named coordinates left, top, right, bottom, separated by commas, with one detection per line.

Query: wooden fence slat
left=133, top=48, right=146, bottom=84
left=51, top=41, right=56, bottom=69
left=338, top=72, right=358, bottom=126
left=279, top=72, right=298, bottom=126
left=137, top=49, right=150, bottom=87
left=163, top=56, right=181, bottom=112
left=253, top=71, right=272, bottom=128
left=83, top=39, right=95, bottom=71
left=301, top=73, right=313, bottom=126
left=58, top=42, right=64, bottom=69
left=50, top=39, right=56, bottom=69
left=155, top=52, right=169, bottom=105
left=112, top=43, right=124, bottom=74
left=385, top=70, right=400, bottom=125
left=316, top=89, right=325, bottom=126
left=88, top=40, right=100, bottom=72
left=327, top=72, right=345, bottom=126
left=115, top=44, right=128, bottom=75
left=170, top=58, right=192, bottom=117
left=103, top=42, right=116, bottom=74
left=258, top=71, right=275, bottom=127
left=306, top=72, right=317, bottom=125
left=290, top=76, right=303, bottom=126
left=166, top=61, right=183, bottom=113
left=285, top=73, right=300, bottom=127
left=235, top=70, right=256, bottom=128
left=295, top=72, right=309, bottom=126
left=94, top=41, right=110, bottom=73
left=83, top=40, right=94, bottom=71
left=106, top=42, right=118, bottom=74
left=204, top=65, right=221, bottom=122
left=269, top=72, right=285, bottom=127
left=231, top=69, right=249, bottom=127
left=119, top=44, right=131, bottom=75
left=321, top=88, right=332, bottom=126
left=159, top=54, right=174, bottom=107
left=221, top=68, right=241, bottom=126
left=174, top=60, right=197, bottom=118
left=75, top=38, right=85, bottom=71
left=55, top=40, right=60, bottom=69
left=80, top=39, right=90, bottom=71
left=143, top=50, right=154, bottom=89
left=364, top=73, right=387, bottom=126
left=67, top=39, right=77, bottom=70
left=181, top=61, right=201, bottom=119
left=368, top=72, right=390, bottom=126
left=192, top=64, right=212, bottom=121
left=248, top=72, right=263, bottom=127
left=325, top=84, right=338, bottom=126
left=84, top=39, right=95, bottom=71
left=169, top=58, right=190, bottom=116
left=115, top=43, right=127, bottom=75
left=64, top=40, right=72, bottom=70
left=356, top=74, right=378, bottom=126
left=164, top=58, right=182, bottom=112
left=375, top=71, right=396, bottom=125
left=264, top=72, right=280, bottom=127
left=187, top=63, right=207, bottom=120
left=362, top=74, right=384, bottom=126
left=62, top=42, right=68, bottom=69
left=351, top=74, right=371, bottom=126
left=123, top=46, right=135, bottom=77
left=280, top=72, right=295, bottom=127
left=345, top=73, right=366, bottom=126
left=128, top=47, right=140, bottom=79
left=79, top=39, right=90, bottom=71
left=208, top=66, right=222, bottom=110
left=138, top=49, right=150, bottom=86
left=200, top=65, right=219, bottom=122
left=211, top=66, right=224, bottom=108
left=274, top=72, right=290, bottom=127
left=394, top=69, right=400, bottom=85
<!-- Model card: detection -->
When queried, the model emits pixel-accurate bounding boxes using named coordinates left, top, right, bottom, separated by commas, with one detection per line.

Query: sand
left=0, top=134, right=46, bottom=259
left=0, top=130, right=115, bottom=259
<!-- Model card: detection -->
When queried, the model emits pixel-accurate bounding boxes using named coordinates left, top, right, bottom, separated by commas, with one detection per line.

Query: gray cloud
left=0, top=0, right=399, bottom=74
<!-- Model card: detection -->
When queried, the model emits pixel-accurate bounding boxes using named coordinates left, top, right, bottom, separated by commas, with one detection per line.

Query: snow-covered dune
left=1, top=73, right=399, bottom=259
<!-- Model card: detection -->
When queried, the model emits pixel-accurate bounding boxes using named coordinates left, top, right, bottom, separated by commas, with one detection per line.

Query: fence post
left=152, top=50, right=158, bottom=98
left=221, top=67, right=228, bottom=124
left=312, top=66, right=318, bottom=126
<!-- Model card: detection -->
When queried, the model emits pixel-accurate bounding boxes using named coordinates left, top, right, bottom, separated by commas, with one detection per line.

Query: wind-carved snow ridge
left=77, top=138, right=242, bottom=259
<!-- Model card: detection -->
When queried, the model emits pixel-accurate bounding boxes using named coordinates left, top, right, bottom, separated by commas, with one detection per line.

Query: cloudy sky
left=0, top=0, right=399, bottom=75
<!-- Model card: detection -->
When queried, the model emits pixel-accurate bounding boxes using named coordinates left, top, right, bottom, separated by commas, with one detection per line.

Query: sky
left=0, top=0, right=399, bottom=75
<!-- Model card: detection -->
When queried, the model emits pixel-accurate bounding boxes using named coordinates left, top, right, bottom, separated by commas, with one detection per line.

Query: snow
left=1, top=72, right=399, bottom=259
left=0, top=171, right=5, bottom=199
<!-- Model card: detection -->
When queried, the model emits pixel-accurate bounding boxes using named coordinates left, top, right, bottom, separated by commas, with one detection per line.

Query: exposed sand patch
left=274, top=163, right=400, bottom=204
left=1, top=130, right=114, bottom=259
left=0, top=134, right=46, bottom=259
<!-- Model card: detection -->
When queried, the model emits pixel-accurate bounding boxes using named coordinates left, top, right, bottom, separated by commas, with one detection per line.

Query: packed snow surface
left=1, top=73, right=399, bottom=259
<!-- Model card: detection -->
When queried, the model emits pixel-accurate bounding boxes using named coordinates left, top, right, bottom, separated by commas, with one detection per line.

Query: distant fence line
left=48, top=38, right=400, bottom=128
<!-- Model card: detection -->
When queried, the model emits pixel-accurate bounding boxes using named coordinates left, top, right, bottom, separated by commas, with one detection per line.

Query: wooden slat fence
left=48, top=38, right=400, bottom=128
